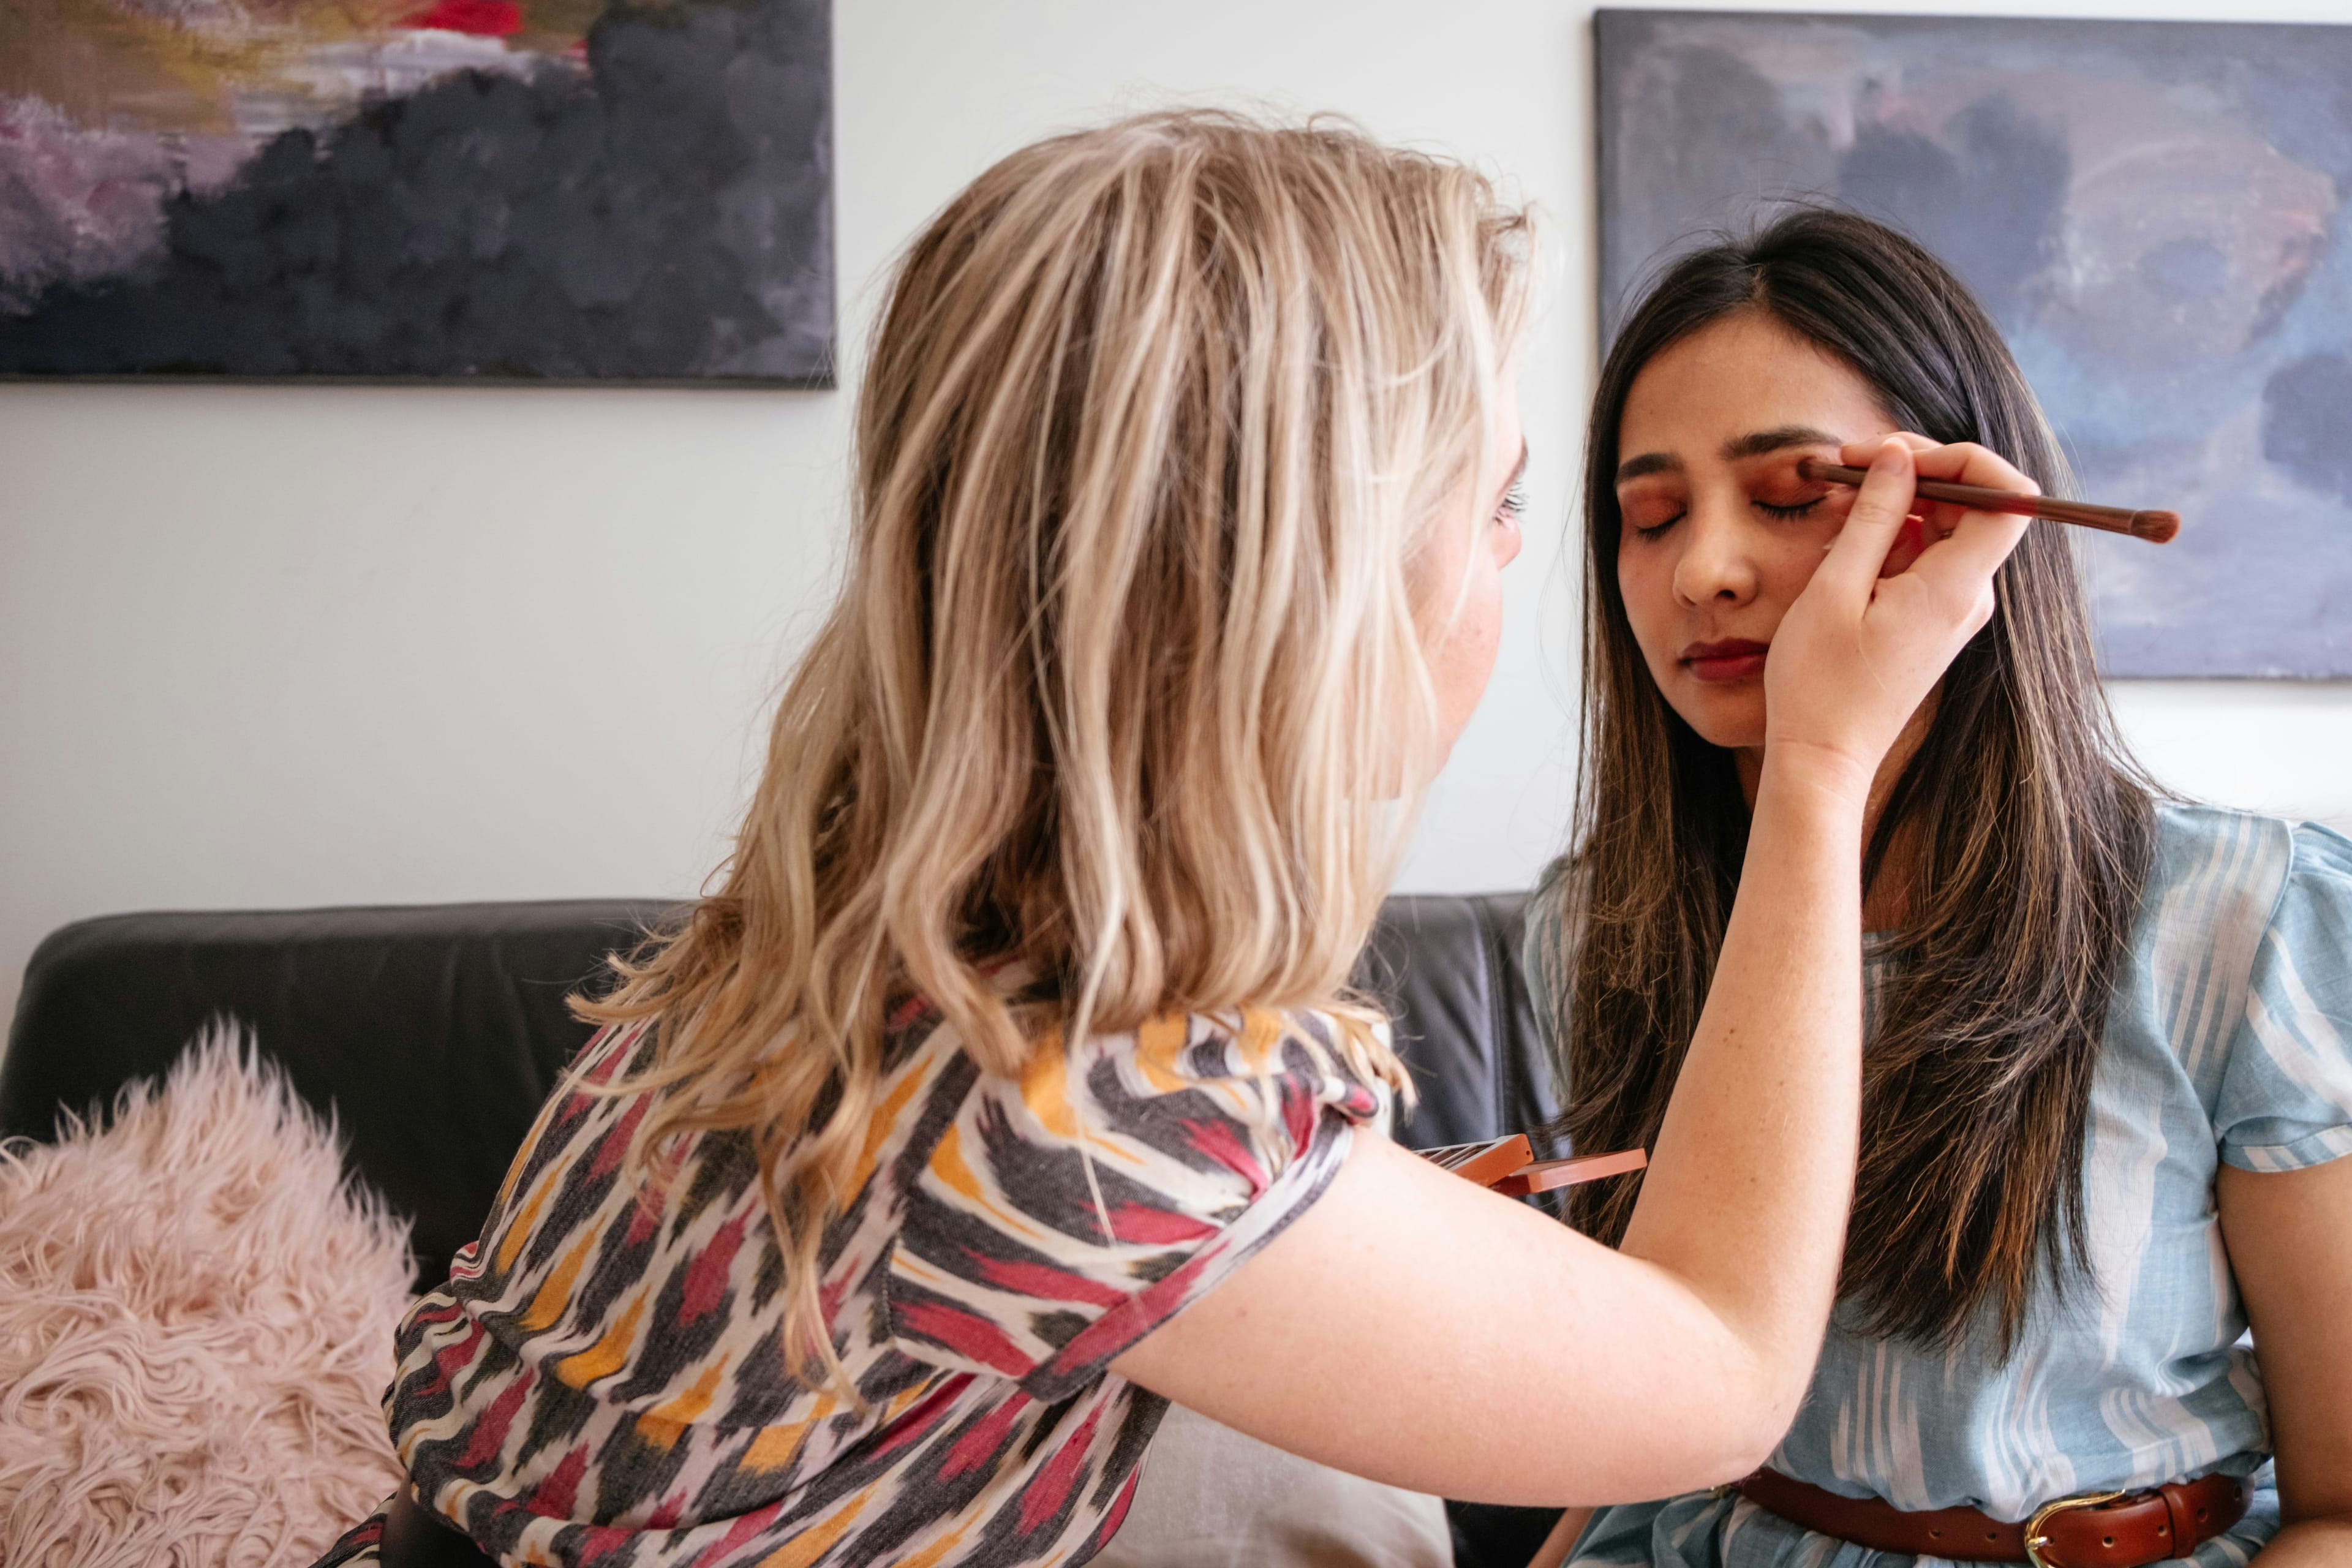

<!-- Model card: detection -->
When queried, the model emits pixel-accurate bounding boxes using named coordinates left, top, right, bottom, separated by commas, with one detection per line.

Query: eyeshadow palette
left=1416, top=1134, right=1647, bottom=1194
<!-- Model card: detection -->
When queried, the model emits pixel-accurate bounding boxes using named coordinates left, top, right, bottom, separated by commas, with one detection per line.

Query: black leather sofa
left=1, top=894, right=1564, bottom=1567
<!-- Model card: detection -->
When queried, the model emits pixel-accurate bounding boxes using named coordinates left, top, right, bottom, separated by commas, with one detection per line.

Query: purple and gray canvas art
left=0, top=0, right=832, bottom=382
left=1597, top=10, right=2352, bottom=677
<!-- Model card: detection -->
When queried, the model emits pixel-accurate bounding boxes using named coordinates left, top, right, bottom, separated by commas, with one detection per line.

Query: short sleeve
left=2217, top=823, right=2352, bottom=1172
left=885, top=1007, right=1382, bottom=1402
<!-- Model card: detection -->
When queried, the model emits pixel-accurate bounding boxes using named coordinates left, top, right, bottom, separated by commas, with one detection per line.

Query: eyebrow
left=1721, top=424, right=1842, bottom=461
left=1615, top=424, right=1842, bottom=485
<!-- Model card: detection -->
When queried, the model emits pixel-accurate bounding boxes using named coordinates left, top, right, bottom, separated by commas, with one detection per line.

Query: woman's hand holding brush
left=1798, top=451, right=2177, bottom=543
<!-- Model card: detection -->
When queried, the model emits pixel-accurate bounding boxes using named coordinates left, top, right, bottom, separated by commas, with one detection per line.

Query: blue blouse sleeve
left=2216, top=821, right=2352, bottom=1172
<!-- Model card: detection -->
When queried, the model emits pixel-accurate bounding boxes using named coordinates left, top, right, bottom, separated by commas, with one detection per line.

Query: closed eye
left=1755, top=498, right=1822, bottom=521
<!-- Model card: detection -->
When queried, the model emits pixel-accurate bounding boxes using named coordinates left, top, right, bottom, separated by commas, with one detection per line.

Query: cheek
left=1615, top=546, right=1679, bottom=669
left=1444, top=561, right=1505, bottom=693
left=1758, top=526, right=1834, bottom=608
left=1412, top=552, right=1502, bottom=740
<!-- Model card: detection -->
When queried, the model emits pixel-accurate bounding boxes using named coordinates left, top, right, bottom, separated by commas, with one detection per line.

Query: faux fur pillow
left=0, top=1029, right=415, bottom=1567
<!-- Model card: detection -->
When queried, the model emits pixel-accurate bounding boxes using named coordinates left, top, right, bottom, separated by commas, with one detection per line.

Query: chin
left=1671, top=685, right=1766, bottom=752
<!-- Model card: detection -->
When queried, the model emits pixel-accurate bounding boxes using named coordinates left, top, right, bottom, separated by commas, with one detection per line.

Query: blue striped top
left=1543, top=804, right=2352, bottom=1560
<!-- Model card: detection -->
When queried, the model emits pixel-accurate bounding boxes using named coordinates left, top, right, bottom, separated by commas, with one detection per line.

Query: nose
left=1670, top=497, right=1760, bottom=609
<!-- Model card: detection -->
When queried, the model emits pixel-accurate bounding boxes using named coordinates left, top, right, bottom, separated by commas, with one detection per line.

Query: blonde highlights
left=579, top=111, right=1531, bottom=1389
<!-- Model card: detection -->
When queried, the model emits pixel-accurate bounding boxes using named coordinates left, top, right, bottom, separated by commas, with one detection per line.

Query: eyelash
left=1632, top=497, right=1820, bottom=537
left=1498, top=483, right=1527, bottom=523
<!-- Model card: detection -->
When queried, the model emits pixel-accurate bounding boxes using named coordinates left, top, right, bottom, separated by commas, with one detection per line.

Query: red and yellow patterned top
left=316, top=994, right=1381, bottom=1567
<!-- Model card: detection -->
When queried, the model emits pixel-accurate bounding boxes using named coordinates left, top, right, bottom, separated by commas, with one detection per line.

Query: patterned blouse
left=1536, top=805, right=2352, bottom=1568
left=315, top=992, right=1381, bottom=1567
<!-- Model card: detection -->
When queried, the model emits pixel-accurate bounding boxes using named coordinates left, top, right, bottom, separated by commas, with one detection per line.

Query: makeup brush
left=1796, top=458, right=2179, bottom=544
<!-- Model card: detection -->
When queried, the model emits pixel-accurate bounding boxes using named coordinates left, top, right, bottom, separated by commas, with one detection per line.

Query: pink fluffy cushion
left=0, top=1028, right=415, bottom=1566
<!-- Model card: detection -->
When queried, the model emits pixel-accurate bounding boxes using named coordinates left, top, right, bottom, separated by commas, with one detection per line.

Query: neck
left=1735, top=698, right=1936, bottom=933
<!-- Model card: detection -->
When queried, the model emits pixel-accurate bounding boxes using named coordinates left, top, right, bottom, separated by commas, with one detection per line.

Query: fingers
left=1811, top=439, right=1920, bottom=602
left=1836, top=432, right=2040, bottom=559
left=1877, top=515, right=1931, bottom=581
left=1811, top=432, right=2026, bottom=630
left=1910, top=497, right=2031, bottom=597
left=1913, top=441, right=2039, bottom=497
left=1846, top=431, right=1937, bottom=461
left=1836, top=434, right=2036, bottom=496
left=1770, top=434, right=2037, bottom=774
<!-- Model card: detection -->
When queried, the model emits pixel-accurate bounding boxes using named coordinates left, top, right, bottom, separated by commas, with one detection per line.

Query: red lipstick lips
left=1681, top=638, right=1770, bottom=682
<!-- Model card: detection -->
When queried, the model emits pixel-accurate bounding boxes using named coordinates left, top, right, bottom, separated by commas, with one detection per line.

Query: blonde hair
left=581, top=109, right=1532, bottom=1389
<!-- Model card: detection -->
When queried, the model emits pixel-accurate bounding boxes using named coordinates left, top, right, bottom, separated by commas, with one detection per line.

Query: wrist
left=1755, top=739, right=1876, bottom=823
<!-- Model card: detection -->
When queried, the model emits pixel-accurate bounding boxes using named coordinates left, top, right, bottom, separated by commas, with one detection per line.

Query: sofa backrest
left=1, top=894, right=1555, bottom=1286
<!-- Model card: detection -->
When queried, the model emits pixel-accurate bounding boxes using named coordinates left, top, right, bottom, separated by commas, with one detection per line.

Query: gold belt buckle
left=2023, top=1490, right=2127, bottom=1568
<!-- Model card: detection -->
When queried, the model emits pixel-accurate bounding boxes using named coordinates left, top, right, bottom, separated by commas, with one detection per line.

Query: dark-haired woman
left=1529, top=211, right=2352, bottom=1568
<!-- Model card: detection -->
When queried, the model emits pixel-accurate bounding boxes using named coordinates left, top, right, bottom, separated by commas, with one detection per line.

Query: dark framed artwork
left=1, top=0, right=832, bottom=383
left=1597, top=10, right=2352, bottom=677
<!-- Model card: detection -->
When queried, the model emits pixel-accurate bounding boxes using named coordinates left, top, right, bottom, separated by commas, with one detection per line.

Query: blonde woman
left=316, top=114, right=2026, bottom=1568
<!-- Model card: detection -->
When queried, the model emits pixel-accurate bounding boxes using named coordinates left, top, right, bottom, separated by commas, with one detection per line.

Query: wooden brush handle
left=1797, top=459, right=2179, bottom=544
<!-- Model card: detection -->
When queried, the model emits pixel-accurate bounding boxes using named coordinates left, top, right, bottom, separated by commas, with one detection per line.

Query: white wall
left=7, top=0, right=2350, bottom=1029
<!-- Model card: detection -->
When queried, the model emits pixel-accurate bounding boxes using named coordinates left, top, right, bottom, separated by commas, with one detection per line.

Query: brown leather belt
left=1737, top=1468, right=2251, bottom=1568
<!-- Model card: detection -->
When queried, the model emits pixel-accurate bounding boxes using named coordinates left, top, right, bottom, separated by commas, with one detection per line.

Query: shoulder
left=2276, top=817, right=2352, bottom=935
left=883, top=999, right=1389, bottom=1175
left=2128, top=805, right=2352, bottom=1105
left=2174, top=812, right=2352, bottom=1172
left=2146, top=804, right=2296, bottom=920
left=2244, top=815, right=2352, bottom=1010
left=2142, top=804, right=2352, bottom=956
left=916, top=1001, right=1389, bottom=1163
left=2135, top=805, right=2299, bottom=978
left=1052, top=1007, right=1388, bottom=1129
left=889, top=1006, right=1388, bottom=1395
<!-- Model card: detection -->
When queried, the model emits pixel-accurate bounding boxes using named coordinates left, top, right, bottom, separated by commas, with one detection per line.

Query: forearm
left=1528, top=1506, right=1593, bottom=1568
left=2218, top=1161, right=2352, bottom=1566
left=1616, top=747, right=1867, bottom=1409
left=2252, top=1519, right=2352, bottom=1568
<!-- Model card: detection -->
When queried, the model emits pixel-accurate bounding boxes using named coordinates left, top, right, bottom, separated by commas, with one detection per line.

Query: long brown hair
left=1541, top=209, right=2154, bottom=1351
left=575, top=111, right=1532, bottom=1390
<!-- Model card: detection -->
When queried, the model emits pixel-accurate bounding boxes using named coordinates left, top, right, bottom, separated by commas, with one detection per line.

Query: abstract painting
left=1596, top=10, right=2352, bottom=677
left=1, top=0, right=831, bottom=382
